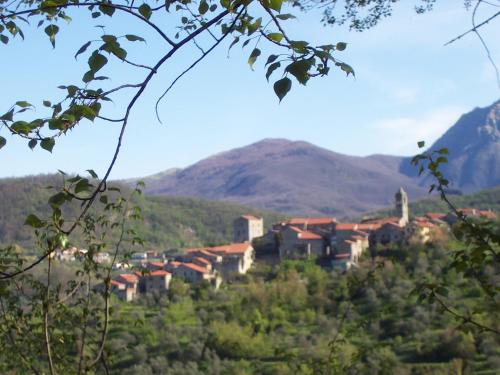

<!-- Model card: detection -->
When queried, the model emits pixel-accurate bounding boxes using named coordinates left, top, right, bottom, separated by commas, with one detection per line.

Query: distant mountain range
left=136, top=100, right=500, bottom=216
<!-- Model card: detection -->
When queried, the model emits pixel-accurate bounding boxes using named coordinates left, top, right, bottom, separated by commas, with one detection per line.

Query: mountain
left=0, top=175, right=285, bottom=250
left=141, top=100, right=500, bottom=216
left=401, top=100, right=500, bottom=191
left=143, top=139, right=427, bottom=217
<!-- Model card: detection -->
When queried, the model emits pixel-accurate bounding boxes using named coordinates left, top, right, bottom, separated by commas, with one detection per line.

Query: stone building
left=278, top=226, right=325, bottom=259
left=395, top=187, right=409, bottom=226
left=233, top=215, right=264, bottom=243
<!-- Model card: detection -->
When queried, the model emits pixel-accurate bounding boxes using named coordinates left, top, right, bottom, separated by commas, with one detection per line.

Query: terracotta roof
left=287, top=217, right=336, bottom=226
left=479, top=210, right=497, bottom=219
left=167, top=261, right=181, bottom=267
left=110, top=280, right=125, bottom=287
left=209, top=243, right=252, bottom=254
left=286, top=226, right=322, bottom=240
left=148, top=261, right=165, bottom=268
left=194, top=257, right=211, bottom=265
left=115, top=273, right=138, bottom=284
left=335, top=223, right=358, bottom=231
left=181, top=263, right=209, bottom=274
left=426, top=212, right=447, bottom=220
left=150, top=270, right=171, bottom=277
left=299, top=231, right=322, bottom=240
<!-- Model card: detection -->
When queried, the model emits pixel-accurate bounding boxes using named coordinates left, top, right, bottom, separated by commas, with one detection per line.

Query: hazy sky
left=1, top=1, right=499, bottom=179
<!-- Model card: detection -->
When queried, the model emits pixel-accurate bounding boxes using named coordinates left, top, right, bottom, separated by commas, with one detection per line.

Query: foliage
left=0, top=174, right=286, bottom=251
left=39, top=242, right=499, bottom=374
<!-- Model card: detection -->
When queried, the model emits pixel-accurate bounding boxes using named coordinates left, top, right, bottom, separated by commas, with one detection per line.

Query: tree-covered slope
left=0, top=175, right=285, bottom=251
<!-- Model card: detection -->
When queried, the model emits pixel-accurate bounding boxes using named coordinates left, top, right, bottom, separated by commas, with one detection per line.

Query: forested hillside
left=0, top=175, right=285, bottom=251
left=99, top=243, right=500, bottom=374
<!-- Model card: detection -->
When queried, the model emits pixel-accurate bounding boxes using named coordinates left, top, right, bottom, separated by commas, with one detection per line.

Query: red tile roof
left=182, top=263, right=210, bottom=274
left=148, top=261, right=165, bottom=268
left=335, top=223, right=358, bottom=231
left=150, top=270, right=171, bottom=277
left=115, top=273, right=138, bottom=284
left=209, top=243, right=252, bottom=254
left=426, top=212, right=447, bottom=220
left=287, top=226, right=322, bottom=240
left=110, top=280, right=125, bottom=287
left=194, top=257, right=211, bottom=265
left=287, top=217, right=336, bottom=226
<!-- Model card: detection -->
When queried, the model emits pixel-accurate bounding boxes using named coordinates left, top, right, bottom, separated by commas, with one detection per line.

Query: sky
left=1, top=0, right=500, bottom=179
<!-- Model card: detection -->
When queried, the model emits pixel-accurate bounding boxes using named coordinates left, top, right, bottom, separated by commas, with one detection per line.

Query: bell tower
left=395, top=187, right=409, bottom=226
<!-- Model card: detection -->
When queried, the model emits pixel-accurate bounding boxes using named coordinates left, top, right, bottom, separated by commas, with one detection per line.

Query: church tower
left=395, top=187, right=409, bottom=226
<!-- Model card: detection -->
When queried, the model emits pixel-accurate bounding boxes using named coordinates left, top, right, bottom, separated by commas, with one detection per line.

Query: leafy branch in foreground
left=411, top=142, right=500, bottom=336
left=0, top=0, right=352, bottom=279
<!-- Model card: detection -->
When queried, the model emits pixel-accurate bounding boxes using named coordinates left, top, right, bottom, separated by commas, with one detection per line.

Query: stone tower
left=233, top=215, right=264, bottom=243
left=395, top=187, right=409, bottom=226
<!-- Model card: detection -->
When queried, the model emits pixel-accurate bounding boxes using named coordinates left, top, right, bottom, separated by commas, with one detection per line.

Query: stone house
left=208, top=243, right=255, bottom=276
left=369, top=222, right=407, bottom=248
left=112, top=273, right=139, bottom=301
left=110, top=280, right=136, bottom=302
left=142, top=270, right=171, bottom=293
left=173, top=263, right=215, bottom=284
left=278, top=226, right=325, bottom=259
left=233, top=215, right=264, bottom=243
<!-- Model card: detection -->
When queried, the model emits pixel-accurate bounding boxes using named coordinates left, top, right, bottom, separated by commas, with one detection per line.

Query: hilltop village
left=55, top=188, right=497, bottom=302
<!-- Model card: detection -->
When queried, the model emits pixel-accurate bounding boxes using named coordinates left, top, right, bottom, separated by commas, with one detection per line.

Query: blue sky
left=1, top=1, right=499, bottom=179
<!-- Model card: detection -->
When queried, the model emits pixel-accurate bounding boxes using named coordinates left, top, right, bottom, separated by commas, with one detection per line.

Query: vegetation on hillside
left=76, top=242, right=500, bottom=374
left=0, top=175, right=285, bottom=251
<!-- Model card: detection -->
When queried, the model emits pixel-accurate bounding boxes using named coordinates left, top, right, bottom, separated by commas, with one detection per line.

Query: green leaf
left=44, top=24, right=59, bottom=48
left=276, top=14, right=295, bottom=20
left=41, top=138, right=55, bottom=152
left=273, top=77, right=292, bottom=102
left=16, top=101, right=32, bottom=108
left=99, top=4, right=115, bottom=16
left=138, top=3, right=152, bottom=20
left=88, top=51, right=108, bottom=73
left=75, top=178, right=91, bottom=194
left=247, top=17, right=261, bottom=36
left=267, top=0, right=282, bottom=12
left=267, top=32, right=283, bottom=43
left=289, top=40, right=309, bottom=53
left=266, top=61, right=280, bottom=81
left=11, top=121, right=31, bottom=134
left=28, top=139, right=37, bottom=149
left=25, top=214, right=45, bottom=228
left=75, top=41, right=91, bottom=59
left=0, top=35, right=9, bottom=44
left=0, top=136, right=6, bottom=149
left=338, top=62, right=355, bottom=76
left=49, top=192, right=67, bottom=207
left=55, top=233, right=68, bottom=248
left=336, top=42, right=347, bottom=51
left=286, top=59, right=313, bottom=85
left=248, top=48, right=261, bottom=70
left=0, top=109, right=13, bottom=121
left=43, top=100, right=52, bottom=107
left=417, top=141, right=425, bottom=148
left=199, top=0, right=209, bottom=15
left=266, top=54, right=278, bottom=65
left=125, top=34, right=145, bottom=42
left=87, top=169, right=98, bottom=178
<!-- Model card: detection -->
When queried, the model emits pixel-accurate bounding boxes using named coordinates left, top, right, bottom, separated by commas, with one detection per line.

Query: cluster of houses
left=56, top=187, right=495, bottom=301
left=107, top=242, right=255, bottom=301
left=263, top=188, right=497, bottom=270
